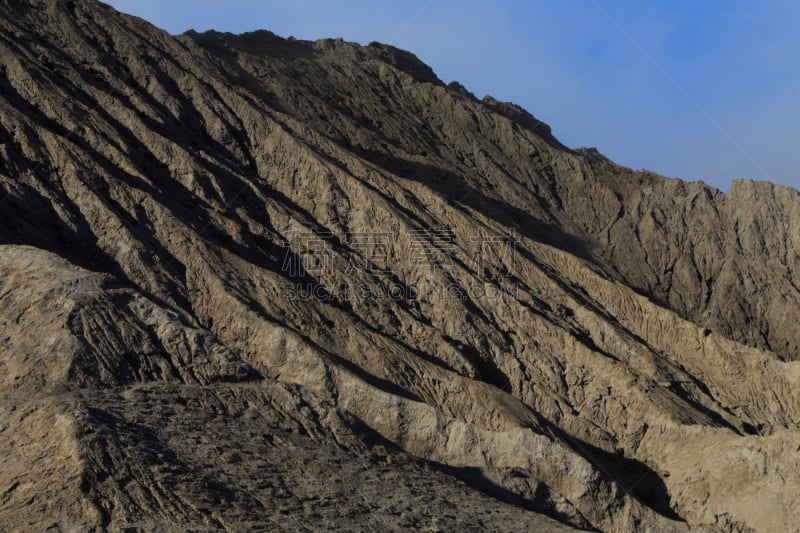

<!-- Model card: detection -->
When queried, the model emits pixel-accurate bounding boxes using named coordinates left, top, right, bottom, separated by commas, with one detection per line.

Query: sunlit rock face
left=1, top=1, right=799, bottom=530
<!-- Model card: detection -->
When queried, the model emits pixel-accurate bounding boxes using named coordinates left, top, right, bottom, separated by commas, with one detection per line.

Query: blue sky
left=107, top=1, right=800, bottom=191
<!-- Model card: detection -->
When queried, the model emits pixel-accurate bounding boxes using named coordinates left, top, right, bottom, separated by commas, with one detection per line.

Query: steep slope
left=0, top=245, right=577, bottom=531
left=189, top=28, right=800, bottom=363
left=0, top=1, right=799, bottom=530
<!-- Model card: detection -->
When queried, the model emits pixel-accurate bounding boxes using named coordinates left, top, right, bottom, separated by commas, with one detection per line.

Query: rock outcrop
left=1, top=1, right=799, bottom=530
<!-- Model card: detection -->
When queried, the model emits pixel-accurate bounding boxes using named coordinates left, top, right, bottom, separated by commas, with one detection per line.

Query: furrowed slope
left=188, top=28, right=800, bottom=363
left=0, top=1, right=799, bottom=530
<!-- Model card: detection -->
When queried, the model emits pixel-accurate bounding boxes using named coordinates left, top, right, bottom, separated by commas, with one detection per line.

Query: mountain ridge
left=1, top=1, right=799, bottom=530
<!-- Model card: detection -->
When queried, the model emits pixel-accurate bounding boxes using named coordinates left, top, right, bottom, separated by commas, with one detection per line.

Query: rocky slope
left=1, top=0, right=799, bottom=530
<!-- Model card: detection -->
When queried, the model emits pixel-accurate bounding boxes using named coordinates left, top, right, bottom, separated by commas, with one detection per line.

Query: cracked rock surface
left=1, top=1, right=799, bottom=530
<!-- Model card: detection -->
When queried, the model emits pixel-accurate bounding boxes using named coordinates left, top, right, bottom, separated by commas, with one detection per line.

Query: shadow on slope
left=354, top=149, right=597, bottom=264
left=547, top=423, right=682, bottom=523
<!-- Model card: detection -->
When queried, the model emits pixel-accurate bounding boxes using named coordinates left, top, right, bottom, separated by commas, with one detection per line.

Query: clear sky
left=106, top=0, right=800, bottom=191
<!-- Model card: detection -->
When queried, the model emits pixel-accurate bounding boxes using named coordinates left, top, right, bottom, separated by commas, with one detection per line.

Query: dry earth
left=1, top=1, right=800, bottom=531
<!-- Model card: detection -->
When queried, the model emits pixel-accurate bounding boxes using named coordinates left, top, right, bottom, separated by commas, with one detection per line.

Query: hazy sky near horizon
left=107, top=0, right=800, bottom=191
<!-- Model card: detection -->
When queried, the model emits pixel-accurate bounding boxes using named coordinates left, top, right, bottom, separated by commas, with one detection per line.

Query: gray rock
left=0, top=1, right=798, bottom=530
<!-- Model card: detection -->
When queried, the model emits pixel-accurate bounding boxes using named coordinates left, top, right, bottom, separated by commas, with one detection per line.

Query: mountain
left=1, top=1, right=799, bottom=530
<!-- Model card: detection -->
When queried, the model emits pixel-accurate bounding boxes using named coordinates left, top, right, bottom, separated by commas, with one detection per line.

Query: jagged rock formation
left=1, top=1, right=799, bottom=530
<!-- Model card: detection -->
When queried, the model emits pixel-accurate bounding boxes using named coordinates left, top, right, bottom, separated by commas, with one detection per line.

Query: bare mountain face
left=1, top=1, right=799, bottom=530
